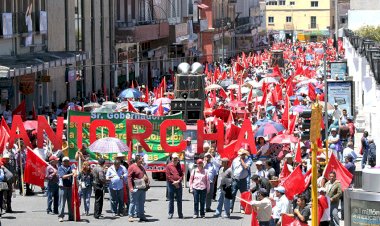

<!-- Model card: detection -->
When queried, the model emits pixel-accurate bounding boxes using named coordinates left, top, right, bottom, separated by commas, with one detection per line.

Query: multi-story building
left=0, top=0, right=113, bottom=112
left=262, top=0, right=334, bottom=42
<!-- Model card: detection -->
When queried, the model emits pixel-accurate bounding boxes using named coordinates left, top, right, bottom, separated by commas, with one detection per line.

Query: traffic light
left=299, top=110, right=312, bottom=141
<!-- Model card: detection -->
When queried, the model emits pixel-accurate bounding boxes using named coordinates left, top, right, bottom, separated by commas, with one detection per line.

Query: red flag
left=237, top=85, right=242, bottom=101
left=295, top=66, right=304, bottom=75
left=219, top=140, right=238, bottom=160
left=283, top=166, right=306, bottom=200
left=251, top=211, right=259, bottom=226
left=318, top=195, right=329, bottom=224
left=293, top=98, right=300, bottom=106
left=282, top=96, right=290, bottom=128
left=127, top=100, right=138, bottom=113
left=281, top=214, right=308, bottom=226
left=225, top=123, right=240, bottom=145
left=0, top=127, right=10, bottom=154
left=71, top=178, right=81, bottom=221
left=12, top=100, right=27, bottom=121
left=295, top=141, right=302, bottom=163
left=260, top=90, right=267, bottom=106
left=24, top=149, right=48, bottom=187
left=1, top=117, right=10, bottom=134
left=246, top=89, right=253, bottom=105
left=275, top=85, right=283, bottom=101
left=288, top=114, right=297, bottom=134
left=220, top=71, right=227, bottom=80
left=32, top=102, right=37, bottom=120
left=279, top=162, right=291, bottom=180
left=214, top=68, right=220, bottom=82
left=308, top=83, right=316, bottom=101
left=235, top=62, right=244, bottom=73
left=219, top=88, right=228, bottom=99
left=229, top=90, right=235, bottom=101
left=144, top=88, right=149, bottom=103
left=240, top=191, right=253, bottom=214
left=204, top=98, right=211, bottom=109
left=323, top=153, right=353, bottom=190
left=270, top=66, right=282, bottom=77
left=155, top=102, right=164, bottom=116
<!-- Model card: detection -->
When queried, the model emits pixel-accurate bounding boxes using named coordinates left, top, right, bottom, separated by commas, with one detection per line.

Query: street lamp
left=351, top=35, right=360, bottom=50
left=361, top=39, right=375, bottom=56
left=371, top=56, right=380, bottom=84
left=366, top=47, right=380, bottom=65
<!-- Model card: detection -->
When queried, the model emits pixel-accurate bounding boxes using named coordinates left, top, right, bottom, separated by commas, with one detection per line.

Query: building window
left=286, top=16, right=292, bottom=23
left=311, top=1, right=319, bottom=7
left=266, top=1, right=278, bottom=5
left=290, top=1, right=295, bottom=5
left=268, top=16, right=274, bottom=24
left=310, top=16, right=317, bottom=28
left=341, top=17, right=346, bottom=24
left=279, top=1, right=286, bottom=5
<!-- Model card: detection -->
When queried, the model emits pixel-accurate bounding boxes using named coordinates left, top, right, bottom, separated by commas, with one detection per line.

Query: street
left=1, top=174, right=251, bottom=226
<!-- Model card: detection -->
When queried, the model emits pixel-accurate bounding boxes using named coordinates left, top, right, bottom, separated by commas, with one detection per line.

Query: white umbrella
left=88, top=137, right=130, bottom=154
left=205, top=84, right=223, bottom=91
left=227, top=84, right=240, bottom=90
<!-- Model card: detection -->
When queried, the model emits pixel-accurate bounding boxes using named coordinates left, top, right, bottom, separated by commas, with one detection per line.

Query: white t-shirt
left=320, top=195, right=331, bottom=222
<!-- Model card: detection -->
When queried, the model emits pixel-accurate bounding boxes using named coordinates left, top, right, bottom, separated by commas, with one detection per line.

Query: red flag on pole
left=71, top=178, right=81, bottom=221
left=281, top=214, right=308, bottom=226
left=0, top=127, right=10, bottom=154
left=295, top=141, right=302, bottom=163
left=219, top=88, right=228, bottom=99
left=235, top=62, right=244, bottom=73
left=308, top=83, right=316, bottom=101
left=144, top=88, right=149, bottom=103
left=323, top=153, right=353, bottom=190
left=12, top=100, right=27, bottom=121
left=127, top=100, right=138, bottom=113
left=1, top=117, right=10, bottom=134
left=24, top=149, right=48, bottom=187
left=155, top=102, right=164, bottom=116
left=279, top=162, right=291, bottom=180
left=283, top=166, right=306, bottom=200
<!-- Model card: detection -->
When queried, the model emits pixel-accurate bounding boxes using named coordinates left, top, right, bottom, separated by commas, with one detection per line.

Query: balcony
left=115, top=20, right=169, bottom=43
left=236, top=17, right=250, bottom=27
left=308, top=24, right=319, bottom=29
left=214, top=17, right=232, bottom=29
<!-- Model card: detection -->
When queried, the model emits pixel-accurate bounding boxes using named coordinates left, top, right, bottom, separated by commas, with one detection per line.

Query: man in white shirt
left=255, top=161, right=266, bottom=178
left=342, top=141, right=357, bottom=161
left=251, top=188, right=272, bottom=225
left=272, top=186, right=291, bottom=225
left=332, top=103, right=342, bottom=122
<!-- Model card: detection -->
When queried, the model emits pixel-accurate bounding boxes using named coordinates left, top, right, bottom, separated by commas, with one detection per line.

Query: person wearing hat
left=46, top=155, right=60, bottom=215
left=255, top=160, right=265, bottom=178
left=324, top=171, right=342, bottom=226
left=58, top=156, right=77, bottom=222
left=165, top=153, right=183, bottom=219
left=106, top=159, right=127, bottom=218
left=214, top=157, right=232, bottom=218
left=204, top=152, right=218, bottom=212
left=332, top=103, right=342, bottom=122
left=272, top=186, right=291, bottom=225
left=318, top=187, right=331, bottom=226
left=184, top=137, right=195, bottom=180
left=328, top=127, right=343, bottom=162
left=189, top=158, right=210, bottom=219
left=132, top=143, right=148, bottom=169
left=250, top=188, right=272, bottom=225
left=230, top=149, right=252, bottom=213
left=284, top=153, right=294, bottom=172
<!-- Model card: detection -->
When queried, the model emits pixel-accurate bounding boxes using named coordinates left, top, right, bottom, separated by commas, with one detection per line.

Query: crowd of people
left=0, top=38, right=377, bottom=226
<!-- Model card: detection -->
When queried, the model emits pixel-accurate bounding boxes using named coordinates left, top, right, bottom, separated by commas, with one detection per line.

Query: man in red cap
left=46, top=155, right=59, bottom=215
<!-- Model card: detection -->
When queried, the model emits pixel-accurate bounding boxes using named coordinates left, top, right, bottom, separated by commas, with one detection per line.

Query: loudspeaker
left=174, top=74, right=205, bottom=100
left=271, top=50, right=284, bottom=68
left=171, top=99, right=203, bottom=123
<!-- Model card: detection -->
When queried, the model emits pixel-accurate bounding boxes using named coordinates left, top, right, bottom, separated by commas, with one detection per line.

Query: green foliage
left=355, top=26, right=380, bottom=42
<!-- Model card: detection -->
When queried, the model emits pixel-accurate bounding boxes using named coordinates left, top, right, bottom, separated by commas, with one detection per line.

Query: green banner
left=67, top=110, right=183, bottom=164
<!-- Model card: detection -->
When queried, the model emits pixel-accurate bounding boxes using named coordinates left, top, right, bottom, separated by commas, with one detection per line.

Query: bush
left=355, top=26, right=380, bottom=42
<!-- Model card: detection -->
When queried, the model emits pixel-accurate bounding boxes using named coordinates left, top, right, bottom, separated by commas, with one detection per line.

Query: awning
left=0, top=51, right=88, bottom=78
left=197, top=4, right=209, bottom=9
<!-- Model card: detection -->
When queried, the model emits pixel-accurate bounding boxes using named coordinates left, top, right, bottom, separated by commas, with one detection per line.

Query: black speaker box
left=170, top=99, right=203, bottom=123
left=174, top=74, right=205, bottom=100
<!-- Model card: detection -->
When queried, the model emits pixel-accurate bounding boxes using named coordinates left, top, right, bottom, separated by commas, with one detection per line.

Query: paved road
left=1, top=175, right=251, bottom=226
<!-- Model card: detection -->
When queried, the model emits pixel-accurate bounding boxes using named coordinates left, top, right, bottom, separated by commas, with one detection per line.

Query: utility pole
left=335, top=0, right=339, bottom=57
left=221, top=0, right=224, bottom=63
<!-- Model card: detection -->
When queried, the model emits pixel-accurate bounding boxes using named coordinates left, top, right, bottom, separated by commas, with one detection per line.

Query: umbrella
left=254, top=119, right=274, bottom=126
left=270, top=134, right=299, bottom=144
left=67, top=102, right=83, bottom=111
left=132, top=101, right=149, bottom=108
left=243, top=80, right=261, bottom=88
left=102, top=101, right=117, bottom=109
left=153, top=97, right=171, bottom=105
left=255, top=122, right=285, bottom=137
left=88, top=137, right=130, bottom=154
left=296, top=79, right=318, bottom=87
left=205, top=84, right=223, bottom=91
left=92, top=107, right=114, bottom=113
left=227, top=84, right=240, bottom=90
left=290, top=105, right=310, bottom=113
left=241, top=87, right=251, bottom=94
left=251, top=89, right=263, bottom=97
left=219, top=79, right=233, bottom=88
left=118, top=88, right=141, bottom=99
left=150, top=104, right=170, bottom=114
left=24, top=120, right=38, bottom=130
left=289, top=95, right=304, bottom=101
left=227, top=101, right=246, bottom=108
left=259, top=77, right=279, bottom=85
left=83, top=102, right=101, bottom=109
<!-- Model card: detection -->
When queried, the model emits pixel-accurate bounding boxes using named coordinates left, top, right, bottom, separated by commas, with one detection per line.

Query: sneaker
left=128, top=217, right=135, bottom=222
left=193, top=215, right=198, bottom=219
left=168, top=214, right=173, bottom=219
left=139, top=218, right=149, bottom=222
left=206, top=208, right=215, bottom=212
left=58, top=218, right=63, bottom=222
left=178, top=214, right=184, bottom=219
left=240, top=210, right=245, bottom=214
left=201, top=215, right=206, bottom=219
left=222, top=215, right=230, bottom=219
left=111, top=213, right=117, bottom=217
left=213, top=213, right=221, bottom=218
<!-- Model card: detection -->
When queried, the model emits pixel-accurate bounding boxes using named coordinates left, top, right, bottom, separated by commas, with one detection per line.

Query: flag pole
left=17, top=132, right=25, bottom=196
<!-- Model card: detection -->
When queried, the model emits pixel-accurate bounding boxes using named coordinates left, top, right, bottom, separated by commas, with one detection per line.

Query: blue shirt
left=0, top=169, right=4, bottom=182
left=232, top=156, right=253, bottom=179
left=204, top=162, right=217, bottom=183
left=58, top=165, right=73, bottom=187
left=106, top=165, right=127, bottom=190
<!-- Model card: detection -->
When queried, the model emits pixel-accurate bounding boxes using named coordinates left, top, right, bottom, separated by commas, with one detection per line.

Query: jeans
left=230, top=178, right=248, bottom=212
left=259, top=222, right=270, bottom=226
left=330, top=202, right=340, bottom=226
left=215, top=188, right=231, bottom=217
left=109, top=188, right=124, bottom=215
left=58, top=187, right=73, bottom=220
left=361, top=150, right=368, bottom=169
left=80, top=186, right=92, bottom=213
left=167, top=182, right=183, bottom=216
left=206, top=182, right=214, bottom=210
left=93, top=188, right=104, bottom=218
left=47, top=183, right=59, bottom=213
left=128, top=189, right=146, bottom=219
left=193, top=189, right=206, bottom=217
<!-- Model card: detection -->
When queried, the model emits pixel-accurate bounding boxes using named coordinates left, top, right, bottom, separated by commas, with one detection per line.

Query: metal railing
left=115, top=19, right=168, bottom=28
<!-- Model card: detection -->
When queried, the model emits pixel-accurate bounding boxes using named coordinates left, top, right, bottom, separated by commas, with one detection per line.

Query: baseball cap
left=203, top=142, right=210, bottom=148
left=49, top=156, right=59, bottom=161
left=256, top=160, right=263, bottom=165
left=331, top=128, right=337, bottom=132
left=318, top=187, right=326, bottom=193
left=186, top=137, right=192, bottom=141
left=196, top=159, right=204, bottom=164
left=274, top=186, right=285, bottom=193
left=172, top=153, right=179, bottom=159
left=62, top=156, right=70, bottom=162
left=285, top=153, right=293, bottom=158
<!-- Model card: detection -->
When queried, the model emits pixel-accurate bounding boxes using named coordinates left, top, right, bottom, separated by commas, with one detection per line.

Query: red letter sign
left=126, top=119, right=153, bottom=154
left=160, top=119, right=187, bottom=153
left=8, top=115, right=31, bottom=148
left=234, top=119, right=257, bottom=154
left=37, top=116, right=63, bottom=149
left=70, top=115, right=91, bottom=149
left=197, top=120, right=224, bottom=154
left=89, top=119, right=116, bottom=144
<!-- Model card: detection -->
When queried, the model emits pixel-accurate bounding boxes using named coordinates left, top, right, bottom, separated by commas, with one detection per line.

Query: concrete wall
left=350, top=0, right=380, bottom=10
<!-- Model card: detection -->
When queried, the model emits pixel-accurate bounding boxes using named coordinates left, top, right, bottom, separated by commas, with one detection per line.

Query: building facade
left=0, top=0, right=114, bottom=113
left=262, top=0, right=334, bottom=42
